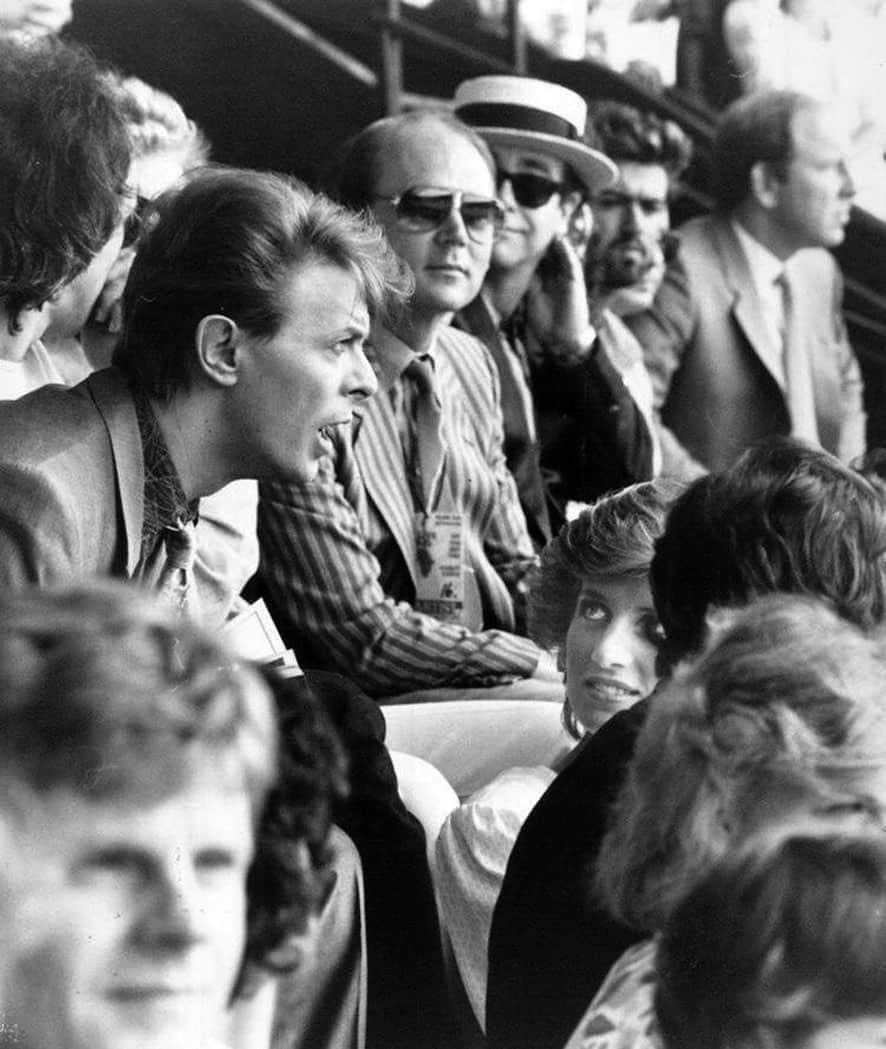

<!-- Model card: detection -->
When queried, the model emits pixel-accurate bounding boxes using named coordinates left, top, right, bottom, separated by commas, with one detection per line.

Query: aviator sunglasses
left=375, top=187, right=506, bottom=243
left=496, top=169, right=568, bottom=209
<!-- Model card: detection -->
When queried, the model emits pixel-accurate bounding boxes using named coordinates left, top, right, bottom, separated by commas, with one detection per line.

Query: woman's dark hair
left=0, top=36, right=131, bottom=332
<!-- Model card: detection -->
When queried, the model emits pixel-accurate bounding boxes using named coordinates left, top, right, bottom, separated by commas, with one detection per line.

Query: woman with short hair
left=436, top=479, right=674, bottom=1028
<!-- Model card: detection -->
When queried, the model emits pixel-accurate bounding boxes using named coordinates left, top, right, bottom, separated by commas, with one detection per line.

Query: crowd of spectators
left=2, top=5, right=886, bottom=1049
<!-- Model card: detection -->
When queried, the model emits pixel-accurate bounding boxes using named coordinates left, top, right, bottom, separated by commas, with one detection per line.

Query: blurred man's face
left=0, top=762, right=254, bottom=1049
left=586, top=161, right=671, bottom=314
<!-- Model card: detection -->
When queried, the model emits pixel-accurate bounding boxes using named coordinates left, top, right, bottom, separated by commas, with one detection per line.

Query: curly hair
left=585, top=101, right=692, bottom=186
left=651, top=437, right=886, bottom=667
left=0, top=36, right=131, bottom=332
left=594, top=595, right=886, bottom=936
left=115, top=166, right=412, bottom=401
left=657, top=830, right=886, bottom=1049
left=234, top=668, right=349, bottom=998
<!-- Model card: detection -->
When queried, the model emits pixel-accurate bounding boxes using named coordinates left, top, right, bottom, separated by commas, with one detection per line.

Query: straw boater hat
left=453, top=75, right=617, bottom=196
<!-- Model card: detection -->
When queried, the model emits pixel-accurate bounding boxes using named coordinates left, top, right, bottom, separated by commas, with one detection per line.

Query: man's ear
left=195, top=314, right=241, bottom=387
left=750, top=161, right=782, bottom=209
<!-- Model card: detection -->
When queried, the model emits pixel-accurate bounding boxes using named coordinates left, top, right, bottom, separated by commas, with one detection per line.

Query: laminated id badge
left=414, top=511, right=468, bottom=624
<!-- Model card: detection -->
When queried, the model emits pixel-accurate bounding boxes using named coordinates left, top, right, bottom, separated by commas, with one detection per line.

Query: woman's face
left=562, top=574, right=662, bottom=736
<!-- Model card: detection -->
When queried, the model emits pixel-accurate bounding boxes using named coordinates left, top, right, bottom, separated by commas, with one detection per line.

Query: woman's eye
left=641, top=615, right=666, bottom=646
left=578, top=599, right=607, bottom=622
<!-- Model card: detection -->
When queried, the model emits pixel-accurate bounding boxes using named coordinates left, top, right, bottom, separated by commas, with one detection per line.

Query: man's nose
left=136, top=860, right=206, bottom=951
left=436, top=202, right=469, bottom=245
left=619, top=199, right=643, bottom=234
left=349, top=346, right=378, bottom=402
left=497, top=176, right=518, bottom=210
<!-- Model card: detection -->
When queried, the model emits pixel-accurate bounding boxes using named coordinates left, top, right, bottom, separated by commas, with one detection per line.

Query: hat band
left=457, top=102, right=579, bottom=141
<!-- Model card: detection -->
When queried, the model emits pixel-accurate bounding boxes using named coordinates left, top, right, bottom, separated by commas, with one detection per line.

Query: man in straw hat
left=453, top=76, right=657, bottom=539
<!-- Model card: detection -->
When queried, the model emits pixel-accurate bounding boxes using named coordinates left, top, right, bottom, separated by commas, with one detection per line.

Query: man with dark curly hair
left=530, top=100, right=693, bottom=518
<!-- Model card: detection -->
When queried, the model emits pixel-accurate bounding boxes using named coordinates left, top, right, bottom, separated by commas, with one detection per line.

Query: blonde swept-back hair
left=595, top=594, right=886, bottom=934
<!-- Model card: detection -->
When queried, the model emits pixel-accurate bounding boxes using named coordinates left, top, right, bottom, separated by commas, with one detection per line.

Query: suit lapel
left=353, top=395, right=419, bottom=589
left=713, top=217, right=786, bottom=390
left=85, top=369, right=145, bottom=575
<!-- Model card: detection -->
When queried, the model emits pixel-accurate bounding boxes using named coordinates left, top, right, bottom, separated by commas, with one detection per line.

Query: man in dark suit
left=629, top=89, right=864, bottom=478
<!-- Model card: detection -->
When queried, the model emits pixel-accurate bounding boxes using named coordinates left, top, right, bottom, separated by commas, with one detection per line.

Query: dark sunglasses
left=497, top=169, right=567, bottom=209
left=375, top=187, right=505, bottom=243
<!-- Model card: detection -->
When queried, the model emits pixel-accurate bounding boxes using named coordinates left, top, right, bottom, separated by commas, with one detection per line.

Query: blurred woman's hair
left=107, top=73, right=210, bottom=168
left=657, top=829, right=886, bottom=1049
left=595, top=595, right=886, bottom=933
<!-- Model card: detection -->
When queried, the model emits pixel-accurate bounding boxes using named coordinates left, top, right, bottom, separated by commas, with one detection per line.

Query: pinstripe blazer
left=258, top=324, right=542, bottom=698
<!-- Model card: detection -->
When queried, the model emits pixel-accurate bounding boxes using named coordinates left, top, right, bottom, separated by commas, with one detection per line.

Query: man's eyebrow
left=337, top=319, right=370, bottom=339
left=75, top=842, right=154, bottom=869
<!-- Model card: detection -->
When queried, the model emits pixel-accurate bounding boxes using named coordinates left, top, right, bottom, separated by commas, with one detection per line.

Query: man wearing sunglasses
left=259, top=109, right=565, bottom=701
left=454, top=77, right=657, bottom=540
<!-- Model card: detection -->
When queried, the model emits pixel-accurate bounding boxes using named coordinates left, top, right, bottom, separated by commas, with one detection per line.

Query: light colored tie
left=157, top=518, right=197, bottom=615
left=776, top=272, right=819, bottom=444
left=405, top=355, right=447, bottom=512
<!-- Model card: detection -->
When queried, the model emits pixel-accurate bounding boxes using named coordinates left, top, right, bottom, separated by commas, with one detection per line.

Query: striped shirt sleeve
left=257, top=449, right=541, bottom=699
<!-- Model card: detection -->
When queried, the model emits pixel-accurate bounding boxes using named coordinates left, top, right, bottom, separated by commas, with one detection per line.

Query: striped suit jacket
left=258, top=325, right=541, bottom=698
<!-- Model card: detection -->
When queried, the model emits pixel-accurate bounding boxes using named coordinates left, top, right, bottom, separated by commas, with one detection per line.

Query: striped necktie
left=405, top=355, right=446, bottom=512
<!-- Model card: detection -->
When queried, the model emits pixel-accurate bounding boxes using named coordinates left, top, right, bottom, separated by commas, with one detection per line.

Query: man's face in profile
left=0, top=762, right=254, bottom=1049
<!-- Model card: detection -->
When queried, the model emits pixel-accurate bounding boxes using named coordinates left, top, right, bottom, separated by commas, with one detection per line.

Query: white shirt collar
left=730, top=218, right=785, bottom=300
